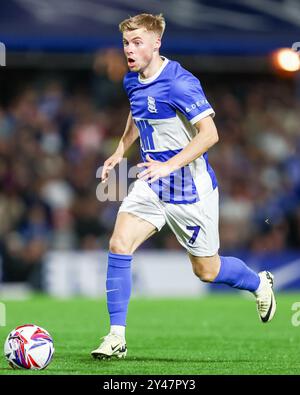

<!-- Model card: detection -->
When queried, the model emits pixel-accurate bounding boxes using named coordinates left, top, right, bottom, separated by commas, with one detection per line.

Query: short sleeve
left=169, top=73, right=215, bottom=124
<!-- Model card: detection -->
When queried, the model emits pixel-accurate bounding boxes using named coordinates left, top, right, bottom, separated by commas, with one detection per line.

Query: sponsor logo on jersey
left=185, top=99, right=209, bottom=113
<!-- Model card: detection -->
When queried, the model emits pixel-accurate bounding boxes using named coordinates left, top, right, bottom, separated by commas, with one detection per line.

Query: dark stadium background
left=0, top=1, right=299, bottom=297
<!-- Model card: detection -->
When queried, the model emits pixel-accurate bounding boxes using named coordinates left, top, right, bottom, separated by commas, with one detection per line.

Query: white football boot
left=253, top=271, right=276, bottom=323
left=91, top=333, right=127, bottom=360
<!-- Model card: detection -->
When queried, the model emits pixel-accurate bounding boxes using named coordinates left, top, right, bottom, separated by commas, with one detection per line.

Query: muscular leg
left=188, top=252, right=277, bottom=323
left=189, top=252, right=260, bottom=291
left=91, top=208, right=161, bottom=359
left=106, top=212, right=157, bottom=336
left=109, top=212, right=157, bottom=255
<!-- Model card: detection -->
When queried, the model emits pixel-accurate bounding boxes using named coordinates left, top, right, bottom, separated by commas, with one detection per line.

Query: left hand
left=137, top=155, right=174, bottom=183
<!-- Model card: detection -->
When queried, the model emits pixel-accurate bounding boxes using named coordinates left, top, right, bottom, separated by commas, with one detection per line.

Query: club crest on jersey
left=147, top=96, right=158, bottom=113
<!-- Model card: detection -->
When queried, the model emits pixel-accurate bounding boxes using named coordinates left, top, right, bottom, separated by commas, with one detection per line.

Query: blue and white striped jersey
left=123, top=57, right=218, bottom=204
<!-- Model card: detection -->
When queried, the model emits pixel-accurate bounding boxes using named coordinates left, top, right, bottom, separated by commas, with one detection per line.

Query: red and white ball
left=4, top=324, right=55, bottom=370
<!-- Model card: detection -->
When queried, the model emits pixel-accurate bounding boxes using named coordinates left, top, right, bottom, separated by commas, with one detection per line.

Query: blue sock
left=106, top=252, right=132, bottom=327
left=213, top=256, right=260, bottom=292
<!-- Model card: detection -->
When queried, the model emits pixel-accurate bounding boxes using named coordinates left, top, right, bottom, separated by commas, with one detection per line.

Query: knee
left=109, top=235, right=132, bottom=255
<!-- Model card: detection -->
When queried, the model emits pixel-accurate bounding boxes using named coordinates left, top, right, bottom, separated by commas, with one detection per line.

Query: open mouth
left=127, top=58, right=136, bottom=67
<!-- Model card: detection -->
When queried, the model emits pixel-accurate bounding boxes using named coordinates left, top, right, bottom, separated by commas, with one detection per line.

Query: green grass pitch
left=0, top=293, right=300, bottom=375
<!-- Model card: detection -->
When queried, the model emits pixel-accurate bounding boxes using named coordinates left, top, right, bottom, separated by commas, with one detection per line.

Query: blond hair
left=119, top=13, right=166, bottom=38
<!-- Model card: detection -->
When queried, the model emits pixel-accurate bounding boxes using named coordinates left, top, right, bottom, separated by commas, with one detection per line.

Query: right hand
left=101, top=152, right=123, bottom=183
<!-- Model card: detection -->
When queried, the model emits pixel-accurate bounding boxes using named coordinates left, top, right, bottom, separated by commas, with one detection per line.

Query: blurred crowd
left=0, top=54, right=299, bottom=288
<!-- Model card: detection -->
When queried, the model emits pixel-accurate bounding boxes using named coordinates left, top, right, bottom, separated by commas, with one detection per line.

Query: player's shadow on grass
left=52, top=354, right=258, bottom=366
left=127, top=356, right=257, bottom=363
left=89, top=356, right=257, bottom=364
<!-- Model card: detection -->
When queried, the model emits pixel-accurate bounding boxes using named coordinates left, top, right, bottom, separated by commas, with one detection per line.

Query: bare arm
left=115, top=111, right=139, bottom=156
left=167, top=116, right=219, bottom=171
left=101, top=111, right=139, bottom=183
left=137, top=116, right=219, bottom=183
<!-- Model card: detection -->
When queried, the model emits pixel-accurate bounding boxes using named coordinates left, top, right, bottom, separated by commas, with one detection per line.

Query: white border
left=190, top=109, right=215, bottom=125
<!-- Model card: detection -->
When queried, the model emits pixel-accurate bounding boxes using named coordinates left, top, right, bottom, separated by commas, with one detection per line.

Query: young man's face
left=122, top=27, right=160, bottom=73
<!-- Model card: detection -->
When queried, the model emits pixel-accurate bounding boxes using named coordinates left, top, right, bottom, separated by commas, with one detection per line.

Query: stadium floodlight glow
left=272, top=48, right=300, bottom=72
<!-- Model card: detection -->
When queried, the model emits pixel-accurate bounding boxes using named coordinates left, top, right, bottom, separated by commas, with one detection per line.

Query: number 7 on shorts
left=186, top=225, right=201, bottom=245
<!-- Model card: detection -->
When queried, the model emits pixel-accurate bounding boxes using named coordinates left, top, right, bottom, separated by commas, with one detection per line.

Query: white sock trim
left=110, top=325, right=126, bottom=338
left=254, top=275, right=263, bottom=294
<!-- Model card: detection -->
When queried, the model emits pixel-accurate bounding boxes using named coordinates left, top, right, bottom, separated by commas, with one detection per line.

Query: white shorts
left=118, top=180, right=220, bottom=257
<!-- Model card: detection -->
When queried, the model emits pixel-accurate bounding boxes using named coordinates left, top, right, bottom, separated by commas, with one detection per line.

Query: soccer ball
left=4, top=324, right=55, bottom=370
